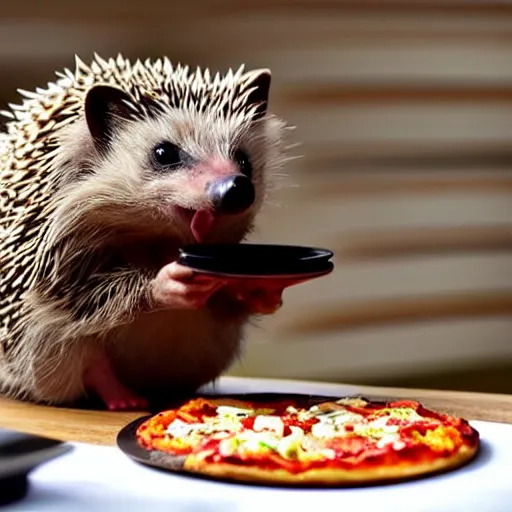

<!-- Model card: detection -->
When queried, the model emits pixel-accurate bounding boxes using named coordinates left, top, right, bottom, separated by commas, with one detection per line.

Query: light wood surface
left=0, top=383, right=511, bottom=447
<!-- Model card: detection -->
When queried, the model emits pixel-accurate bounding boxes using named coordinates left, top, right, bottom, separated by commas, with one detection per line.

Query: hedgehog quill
left=0, top=54, right=291, bottom=411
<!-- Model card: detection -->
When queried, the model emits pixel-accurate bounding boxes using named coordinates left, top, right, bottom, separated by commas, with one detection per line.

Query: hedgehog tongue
left=190, top=209, right=215, bottom=243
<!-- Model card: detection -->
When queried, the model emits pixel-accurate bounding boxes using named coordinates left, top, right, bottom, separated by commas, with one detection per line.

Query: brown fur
left=0, top=57, right=291, bottom=406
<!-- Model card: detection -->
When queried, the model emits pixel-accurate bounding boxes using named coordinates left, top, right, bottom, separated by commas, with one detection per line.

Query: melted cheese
left=236, top=430, right=280, bottom=453
left=166, top=411, right=246, bottom=438
left=332, top=412, right=364, bottom=425
left=311, top=421, right=338, bottom=439
left=335, top=397, right=369, bottom=408
left=375, top=407, right=424, bottom=422
left=353, top=416, right=401, bottom=439
left=218, top=436, right=241, bottom=457
left=276, top=426, right=305, bottom=460
left=376, top=433, right=401, bottom=449
left=309, top=408, right=366, bottom=439
left=166, top=419, right=201, bottom=438
left=253, top=415, right=284, bottom=436
left=216, top=405, right=253, bottom=418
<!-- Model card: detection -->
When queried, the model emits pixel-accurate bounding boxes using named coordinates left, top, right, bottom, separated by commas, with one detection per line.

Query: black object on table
left=0, top=428, right=71, bottom=506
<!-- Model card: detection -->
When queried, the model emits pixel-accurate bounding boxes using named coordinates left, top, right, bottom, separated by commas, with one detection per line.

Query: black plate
left=116, top=391, right=481, bottom=489
left=177, top=244, right=334, bottom=278
left=0, top=428, right=72, bottom=505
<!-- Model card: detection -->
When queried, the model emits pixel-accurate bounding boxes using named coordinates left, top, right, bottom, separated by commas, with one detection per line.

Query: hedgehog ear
left=245, top=70, right=271, bottom=121
left=85, top=85, right=134, bottom=154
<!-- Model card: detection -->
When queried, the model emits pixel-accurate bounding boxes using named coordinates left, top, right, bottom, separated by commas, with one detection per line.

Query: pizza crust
left=183, top=443, right=479, bottom=486
left=149, top=451, right=187, bottom=472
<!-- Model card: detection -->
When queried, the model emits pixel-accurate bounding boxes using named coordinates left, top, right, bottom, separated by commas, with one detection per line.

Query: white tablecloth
left=7, top=377, right=512, bottom=512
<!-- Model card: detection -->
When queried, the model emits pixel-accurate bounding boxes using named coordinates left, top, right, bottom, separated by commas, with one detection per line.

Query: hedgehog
left=0, top=53, right=291, bottom=411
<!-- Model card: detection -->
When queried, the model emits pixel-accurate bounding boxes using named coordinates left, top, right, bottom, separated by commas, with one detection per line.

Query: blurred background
left=2, top=0, right=512, bottom=394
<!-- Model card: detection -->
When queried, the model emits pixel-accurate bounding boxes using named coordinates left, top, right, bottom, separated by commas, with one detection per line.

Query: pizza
left=135, top=395, right=480, bottom=486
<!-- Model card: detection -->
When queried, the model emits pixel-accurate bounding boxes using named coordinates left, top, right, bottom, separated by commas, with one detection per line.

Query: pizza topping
left=311, top=421, right=338, bottom=438
left=165, top=403, right=255, bottom=439
left=354, top=423, right=400, bottom=439
left=276, top=426, right=305, bottom=460
left=376, top=433, right=405, bottom=450
left=215, top=427, right=304, bottom=461
left=335, top=397, right=369, bottom=408
left=218, top=436, right=242, bottom=457
left=372, top=407, right=425, bottom=422
left=307, top=407, right=365, bottom=437
left=322, top=410, right=364, bottom=424
left=253, top=415, right=285, bottom=436
left=234, top=430, right=279, bottom=455
left=411, top=426, right=459, bottom=453
left=367, top=415, right=399, bottom=430
left=324, top=435, right=368, bottom=457
left=216, top=405, right=255, bottom=418
left=166, top=418, right=203, bottom=438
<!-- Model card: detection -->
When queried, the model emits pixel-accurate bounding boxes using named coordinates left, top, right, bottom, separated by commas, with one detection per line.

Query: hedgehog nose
left=207, top=174, right=255, bottom=215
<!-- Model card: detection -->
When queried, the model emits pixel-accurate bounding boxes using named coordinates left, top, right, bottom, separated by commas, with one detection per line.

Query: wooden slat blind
left=277, top=291, right=512, bottom=338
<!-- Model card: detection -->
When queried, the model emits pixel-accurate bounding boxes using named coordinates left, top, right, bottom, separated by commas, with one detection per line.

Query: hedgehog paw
left=235, top=288, right=284, bottom=315
left=83, top=353, right=149, bottom=411
left=152, top=261, right=227, bottom=310
left=248, top=293, right=284, bottom=315
left=104, top=391, right=150, bottom=412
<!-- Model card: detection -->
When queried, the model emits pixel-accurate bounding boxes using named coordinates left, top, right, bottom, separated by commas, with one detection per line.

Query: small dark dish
left=0, top=428, right=72, bottom=505
left=177, top=244, right=334, bottom=279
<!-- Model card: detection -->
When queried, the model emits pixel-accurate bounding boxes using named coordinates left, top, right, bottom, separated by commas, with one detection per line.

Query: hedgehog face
left=72, top=71, right=280, bottom=246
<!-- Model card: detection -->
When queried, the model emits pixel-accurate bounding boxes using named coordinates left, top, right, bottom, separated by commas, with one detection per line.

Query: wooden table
left=1, top=382, right=512, bottom=447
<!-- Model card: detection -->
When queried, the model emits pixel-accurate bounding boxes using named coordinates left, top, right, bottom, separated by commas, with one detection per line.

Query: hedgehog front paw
left=230, top=286, right=285, bottom=315
left=83, top=351, right=149, bottom=411
left=151, top=262, right=227, bottom=310
left=246, top=291, right=284, bottom=315
left=102, top=389, right=149, bottom=412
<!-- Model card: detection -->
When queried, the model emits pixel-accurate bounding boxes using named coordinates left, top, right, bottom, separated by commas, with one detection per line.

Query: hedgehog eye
left=234, top=149, right=252, bottom=178
left=153, top=142, right=182, bottom=169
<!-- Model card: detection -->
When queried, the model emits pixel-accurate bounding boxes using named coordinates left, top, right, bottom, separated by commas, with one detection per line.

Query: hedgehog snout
left=206, top=174, right=255, bottom=215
